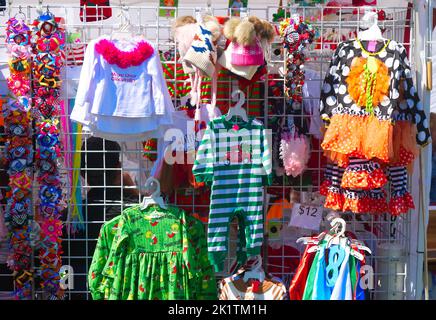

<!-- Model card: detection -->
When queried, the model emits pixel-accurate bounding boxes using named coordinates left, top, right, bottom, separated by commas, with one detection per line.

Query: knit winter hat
left=183, top=24, right=217, bottom=78
left=231, top=38, right=264, bottom=66
left=174, top=22, right=198, bottom=74
left=217, top=42, right=258, bottom=80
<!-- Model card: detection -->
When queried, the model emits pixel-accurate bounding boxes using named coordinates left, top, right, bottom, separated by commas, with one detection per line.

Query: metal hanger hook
left=14, top=5, right=26, bottom=20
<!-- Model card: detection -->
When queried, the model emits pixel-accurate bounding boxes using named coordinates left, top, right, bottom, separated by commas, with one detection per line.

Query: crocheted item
left=143, top=138, right=158, bottom=162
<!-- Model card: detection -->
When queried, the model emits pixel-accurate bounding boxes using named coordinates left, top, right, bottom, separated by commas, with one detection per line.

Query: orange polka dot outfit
left=319, top=39, right=430, bottom=215
left=388, top=166, right=415, bottom=216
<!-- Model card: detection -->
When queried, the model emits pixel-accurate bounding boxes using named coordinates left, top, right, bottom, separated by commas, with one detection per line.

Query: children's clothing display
left=1, top=6, right=431, bottom=302
left=319, top=39, right=430, bottom=215
left=193, top=116, right=272, bottom=272
left=289, top=242, right=317, bottom=300
left=71, top=36, right=174, bottom=141
left=293, top=237, right=366, bottom=300
left=88, top=205, right=216, bottom=300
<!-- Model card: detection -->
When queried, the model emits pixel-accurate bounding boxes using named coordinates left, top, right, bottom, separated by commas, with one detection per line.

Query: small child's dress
left=193, top=115, right=273, bottom=272
left=319, top=39, right=430, bottom=215
left=88, top=205, right=216, bottom=300
left=320, top=39, right=430, bottom=163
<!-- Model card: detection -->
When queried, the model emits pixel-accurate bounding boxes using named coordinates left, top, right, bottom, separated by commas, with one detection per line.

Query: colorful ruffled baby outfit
left=320, top=39, right=430, bottom=215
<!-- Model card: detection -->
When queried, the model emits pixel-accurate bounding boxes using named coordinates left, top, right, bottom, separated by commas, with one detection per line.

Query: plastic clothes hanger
left=243, top=255, right=266, bottom=283
left=111, top=4, right=134, bottom=41
left=140, top=177, right=167, bottom=210
left=14, top=6, right=27, bottom=21
left=194, top=7, right=202, bottom=23
left=357, top=7, right=385, bottom=41
left=296, top=211, right=338, bottom=245
left=305, top=218, right=369, bottom=261
left=226, top=90, right=248, bottom=122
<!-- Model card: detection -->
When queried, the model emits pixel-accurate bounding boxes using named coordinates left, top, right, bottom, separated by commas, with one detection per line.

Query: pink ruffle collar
left=95, top=38, right=154, bottom=68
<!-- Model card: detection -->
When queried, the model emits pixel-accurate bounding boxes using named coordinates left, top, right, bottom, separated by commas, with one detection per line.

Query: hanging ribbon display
left=4, top=17, right=34, bottom=300
left=279, top=17, right=315, bottom=110
left=32, top=11, right=66, bottom=300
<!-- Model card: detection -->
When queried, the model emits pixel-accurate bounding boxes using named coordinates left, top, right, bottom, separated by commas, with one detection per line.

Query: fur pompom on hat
left=223, top=17, right=241, bottom=41
left=173, top=15, right=197, bottom=29
left=224, top=16, right=275, bottom=45
left=233, top=20, right=256, bottom=46
left=202, top=15, right=222, bottom=42
left=259, top=20, right=276, bottom=43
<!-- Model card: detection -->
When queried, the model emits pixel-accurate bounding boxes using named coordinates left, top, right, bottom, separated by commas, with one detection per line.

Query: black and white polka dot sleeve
left=320, top=43, right=344, bottom=125
left=398, top=44, right=431, bottom=146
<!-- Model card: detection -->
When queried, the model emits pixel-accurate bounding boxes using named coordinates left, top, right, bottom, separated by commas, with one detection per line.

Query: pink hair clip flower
left=40, top=218, right=63, bottom=243
left=8, top=44, right=31, bottom=59
left=7, top=74, right=30, bottom=97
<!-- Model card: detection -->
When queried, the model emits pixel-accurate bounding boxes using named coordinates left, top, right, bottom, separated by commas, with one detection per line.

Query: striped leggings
left=207, top=178, right=264, bottom=272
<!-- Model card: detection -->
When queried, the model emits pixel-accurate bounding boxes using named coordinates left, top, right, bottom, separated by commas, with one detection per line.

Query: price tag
left=288, top=203, right=323, bottom=231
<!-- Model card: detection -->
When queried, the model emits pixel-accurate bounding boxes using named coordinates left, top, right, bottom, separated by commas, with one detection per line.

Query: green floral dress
left=88, top=205, right=217, bottom=300
left=88, top=215, right=122, bottom=300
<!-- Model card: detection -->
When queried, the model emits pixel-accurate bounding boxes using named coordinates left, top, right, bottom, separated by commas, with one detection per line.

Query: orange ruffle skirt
left=322, top=115, right=418, bottom=168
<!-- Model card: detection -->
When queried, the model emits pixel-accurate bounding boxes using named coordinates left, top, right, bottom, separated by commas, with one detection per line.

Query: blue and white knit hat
left=183, top=24, right=217, bottom=78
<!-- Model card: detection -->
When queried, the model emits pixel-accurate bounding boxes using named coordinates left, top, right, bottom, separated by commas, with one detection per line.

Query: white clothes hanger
left=240, top=7, right=249, bottom=20
left=243, top=255, right=266, bottom=282
left=111, top=4, right=134, bottom=41
left=140, top=177, right=167, bottom=210
left=358, top=7, right=385, bottom=41
left=194, top=7, right=203, bottom=24
left=304, top=217, right=370, bottom=261
left=226, top=90, right=248, bottom=122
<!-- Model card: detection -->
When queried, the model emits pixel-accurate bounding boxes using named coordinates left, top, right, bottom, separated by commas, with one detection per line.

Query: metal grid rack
left=0, top=3, right=418, bottom=300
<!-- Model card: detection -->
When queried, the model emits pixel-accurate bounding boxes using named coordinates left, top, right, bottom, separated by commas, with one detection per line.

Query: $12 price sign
left=288, top=203, right=323, bottom=231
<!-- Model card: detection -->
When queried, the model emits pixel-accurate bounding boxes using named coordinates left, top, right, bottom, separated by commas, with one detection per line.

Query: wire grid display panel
left=0, top=4, right=413, bottom=300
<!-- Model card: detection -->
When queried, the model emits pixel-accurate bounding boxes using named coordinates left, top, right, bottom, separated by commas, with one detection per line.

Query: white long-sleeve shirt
left=71, top=36, right=174, bottom=141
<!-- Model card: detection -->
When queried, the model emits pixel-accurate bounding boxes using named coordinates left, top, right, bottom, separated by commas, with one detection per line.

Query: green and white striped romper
left=193, top=116, right=272, bottom=272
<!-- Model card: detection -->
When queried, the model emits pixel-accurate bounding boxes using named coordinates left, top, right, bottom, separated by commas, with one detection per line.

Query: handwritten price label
left=288, top=203, right=323, bottom=231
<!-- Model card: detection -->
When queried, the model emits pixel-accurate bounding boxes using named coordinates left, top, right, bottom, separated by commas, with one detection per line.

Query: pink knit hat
left=231, top=38, right=264, bottom=66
